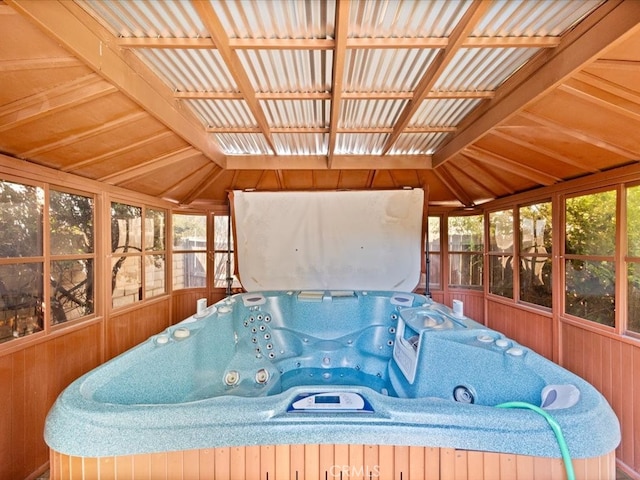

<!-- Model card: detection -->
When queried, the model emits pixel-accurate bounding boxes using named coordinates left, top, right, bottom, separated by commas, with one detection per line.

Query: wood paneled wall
left=0, top=297, right=180, bottom=480
left=172, top=290, right=226, bottom=327
left=0, top=323, right=102, bottom=480
left=486, top=300, right=554, bottom=360
left=561, top=322, right=640, bottom=477
left=106, top=299, right=171, bottom=361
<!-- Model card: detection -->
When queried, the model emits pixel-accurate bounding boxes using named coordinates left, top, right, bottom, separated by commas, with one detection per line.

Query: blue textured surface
left=44, top=291, right=620, bottom=458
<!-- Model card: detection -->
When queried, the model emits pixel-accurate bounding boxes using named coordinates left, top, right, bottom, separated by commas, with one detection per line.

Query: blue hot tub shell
left=44, top=290, right=620, bottom=460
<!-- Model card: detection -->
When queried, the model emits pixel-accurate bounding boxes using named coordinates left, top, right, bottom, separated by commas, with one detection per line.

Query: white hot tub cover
left=231, top=189, right=424, bottom=292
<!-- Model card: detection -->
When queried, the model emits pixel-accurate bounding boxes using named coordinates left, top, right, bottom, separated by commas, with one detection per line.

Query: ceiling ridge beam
left=206, top=126, right=456, bottom=134
left=0, top=73, right=116, bottom=133
left=191, top=0, right=277, bottom=155
left=381, top=0, right=492, bottom=155
left=99, top=147, right=202, bottom=184
left=432, top=0, right=640, bottom=167
left=7, top=0, right=226, bottom=167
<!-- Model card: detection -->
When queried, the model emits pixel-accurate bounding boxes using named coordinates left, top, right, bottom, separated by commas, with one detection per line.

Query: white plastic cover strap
left=231, top=189, right=424, bottom=292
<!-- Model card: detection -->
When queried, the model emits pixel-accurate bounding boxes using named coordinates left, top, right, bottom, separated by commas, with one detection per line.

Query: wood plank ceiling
left=1, top=0, right=639, bottom=207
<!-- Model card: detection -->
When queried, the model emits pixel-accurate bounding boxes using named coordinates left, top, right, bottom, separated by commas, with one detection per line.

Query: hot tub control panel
left=287, top=392, right=373, bottom=413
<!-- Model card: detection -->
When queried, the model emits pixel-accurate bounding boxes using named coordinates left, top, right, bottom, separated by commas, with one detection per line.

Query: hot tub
left=45, top=290, right=620, bottom=480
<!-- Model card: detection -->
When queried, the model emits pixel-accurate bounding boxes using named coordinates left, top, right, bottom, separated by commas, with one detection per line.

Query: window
left=626, top=185, right=640, bottom=335
left=488, top=209, right=514, bottom=298
left=519, top=202, right=552, bottom=308
left=448, top=214, right=484, bottom=289
left=50, top=189, right=95, bottom=324
left=111, top=202, right=166, bottom=308
left=426, top=216, right=441, bottom=291
left=145, top=208, right=166, bottom=299
left=564, top=190, right=616, bottom=327
left=213, top=214, right=239, bottom=289
left=0, top=180, right=44, bottom=343
left=172, top=214, right=207, bottom=289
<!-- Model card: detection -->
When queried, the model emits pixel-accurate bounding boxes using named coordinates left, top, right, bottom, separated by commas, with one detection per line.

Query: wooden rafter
left=61, top=131, right=176, bottom=173
left=0, top=73, right=116, bottom=133
left=433, top=165, right=474, bottom=207
left=464, top=146, right=560, bottom=186
left=489, top=128, right=599, bottom=173
left=191, top=0, right=277, bottom=155
left=117, top=35, right=561, bottom=50
left=327, top=0, right=350, bottom=168
left=225, top=154, right=431, bottom=171
left=180, top=164, right=226, bottom=205
left=433, top=0, right=640, bottom=167
left=518, top=110, right=640, bottom=160
left=99, top=147, right=202, bottom=184
left=381, top=0, right=492, bottom=155
left=7, top=0, right=225, bottom=167
left=21, top=111, right=148, bottom=158
left=175, top=91, right=495, bottom=100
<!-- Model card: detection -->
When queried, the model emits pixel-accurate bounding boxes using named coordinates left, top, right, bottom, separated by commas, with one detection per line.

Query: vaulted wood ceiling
left=1, top=0, right=639, bottom=208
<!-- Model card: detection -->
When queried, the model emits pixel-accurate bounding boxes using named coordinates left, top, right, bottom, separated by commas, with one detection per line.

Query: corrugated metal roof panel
left=214, top=133, right=271, bottom=155
left=137, top=49, right=236, bottom=92
left=391, top=133, right=451, bottom=155
left=188, top=100, right=255, bottom=128
left=344, top=49, right=438, bottom=92
left=473, top=0, right=604, bottom=37
left=411, top=99, right=482, bottom=127
left=212, top=0, right=335, bottom=39
left=349, top=0, right=472, bottom=38
left=238, top=49, right=332, bottom=92
left=80, top=0, right=208, bottom=38
left=434, top=48, right=539, bottom=91
left=261, top=100, right=329, bottom=128
left=340, top=100, right=407, bottom=129
left=335, top=133, right=388, bottom=155
left=273, top=133, right=327, bottom=155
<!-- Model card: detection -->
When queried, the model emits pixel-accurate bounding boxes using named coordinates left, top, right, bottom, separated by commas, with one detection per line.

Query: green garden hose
left=496, top=401, right=575, bottom=480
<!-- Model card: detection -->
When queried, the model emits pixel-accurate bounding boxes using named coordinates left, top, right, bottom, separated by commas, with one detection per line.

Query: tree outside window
left=519, top=202, right=552, bottom=308
left=172, top=214, right=207, bottom=289
left=564, top=190, right=616, bottom=327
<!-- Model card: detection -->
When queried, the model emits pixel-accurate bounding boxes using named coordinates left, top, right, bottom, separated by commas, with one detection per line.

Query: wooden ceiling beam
left=0, top=56, right=83, bottom=72
left=206, top=126, right=455, bottom=134
left=99, top=147, right=203, bottom=184
left=180, top=164, right=226, bottom=205
left=519, top=110, right=640, bottom=160
left=117, top=35, right=560, bottom=50
left=433, top=165, right=475, bottom=207
left=326, top=0, right=350, bottom=169
left=381, top=0, right=491, bottom=155
left=177, top=90, right=494, bottom=100
left=21, top=111, right=148, bottom=158
left=464, top=146, right=561, bottom=185
left=0, top=73, right=116, bottom=133
left=489, top=128, right=599, bottom=173
left=433, top=0, right=640, bottom=167
left=7, top=0, right=226, bottom=167
left=191, top=0, right=277, bottom=155
left=226, top=154, right=432, bottom=170
left=61, top=131, right=176, bottom=173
